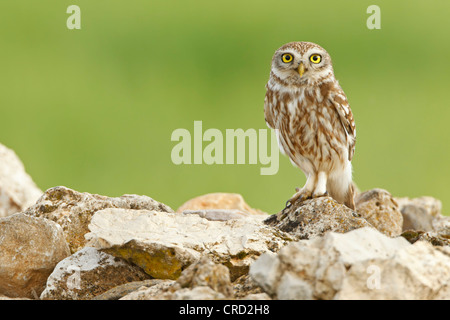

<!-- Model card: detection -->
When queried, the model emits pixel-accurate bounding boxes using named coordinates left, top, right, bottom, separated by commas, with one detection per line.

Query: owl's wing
left=330, top=93, right=356, bottom=161
left=264, top=89, right=275, bottom=129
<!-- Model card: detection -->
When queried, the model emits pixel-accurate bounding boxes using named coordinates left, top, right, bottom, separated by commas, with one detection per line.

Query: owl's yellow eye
left=281, top=53, right=293, bottom=63
left=310, top=54, right=322, bottom=64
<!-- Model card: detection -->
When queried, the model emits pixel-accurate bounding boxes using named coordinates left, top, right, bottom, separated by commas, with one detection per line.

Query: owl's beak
left=297, top=62, right=305, bottom=77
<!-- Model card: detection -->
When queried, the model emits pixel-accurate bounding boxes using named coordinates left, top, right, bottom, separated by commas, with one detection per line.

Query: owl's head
left=270, top=41, right=335, bottom=87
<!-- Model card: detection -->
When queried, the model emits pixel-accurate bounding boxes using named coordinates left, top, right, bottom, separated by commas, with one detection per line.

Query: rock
left=395, top=195, right=449, bottom=243
left=85, top=208, right=291, bottom=281
left=395, top=196, right=442, bottom=218
left=0, top=295, right=31, bottom=300
left=92, top=279, right=171, bottom=300
left=250, top=227, right=450, bottom=300
left=433, top=215, right=450, bottom=238
left=40, top=247, right=151, bottom=300
left=183, top=209, right=251, bottom=221
left=395, top=196, right=443, bottom=232
left=401, top=230, right=450, bottom=247
left=264, top=196, right=372, bottom=240
left=161, top=286, right=227, bottom=300
left=248, top=252, right=283, bottom=297
left=121, top=257, right=233, bottom=300
left=355, top=189, right=403, bottom=237
left=177, top=193, right=267, bottom=215
left=24, top=186, right=174, bottom=253
left=0, top=213, right=70, bottom=299
left=240, top=293, right=271, bottom=300
left=233, top=274, right=264, bottom=299
left=336, top=241, right=450, bottom=299
left=174, top=256, right=233, bottom=297
left=119, top=281, right=176, bottom=300
left=115, top=267, right=266, bottom=300
left=0, top=143, right=42, bottom=218
left=276, top=271, right=314, bottom=300
left=400, top=204, right=434, bottom=232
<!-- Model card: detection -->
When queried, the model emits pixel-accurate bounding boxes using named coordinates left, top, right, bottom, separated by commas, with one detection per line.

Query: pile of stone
left=0, top=143, right=448, bottom=300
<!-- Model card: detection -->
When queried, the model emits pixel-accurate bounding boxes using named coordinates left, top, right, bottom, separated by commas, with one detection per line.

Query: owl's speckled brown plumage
left=264, top=42, right=356, bottom=209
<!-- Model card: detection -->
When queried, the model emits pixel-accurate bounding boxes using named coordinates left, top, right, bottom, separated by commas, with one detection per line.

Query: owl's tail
left=343, top=183, right=356, bottom=210
left=327, top=162, right=356, bottom=210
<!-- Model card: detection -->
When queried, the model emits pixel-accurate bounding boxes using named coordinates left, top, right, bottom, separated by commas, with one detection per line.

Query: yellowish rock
left=177, top=193, right=267, bottom=215
left=0, top=213, right=70, bottom=299
left=355, top=189, right=403, bottom=237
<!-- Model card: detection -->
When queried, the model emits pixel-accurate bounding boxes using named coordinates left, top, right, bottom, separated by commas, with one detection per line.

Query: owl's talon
left=312, top=191, right=329, bottom=198
left=285, top=200, right=292, bottom=209
left=286, top=190, right=312, bottom=208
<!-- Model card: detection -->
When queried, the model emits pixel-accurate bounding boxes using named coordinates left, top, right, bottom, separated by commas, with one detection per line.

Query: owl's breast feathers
left=264, top=80, right=356, bottom=168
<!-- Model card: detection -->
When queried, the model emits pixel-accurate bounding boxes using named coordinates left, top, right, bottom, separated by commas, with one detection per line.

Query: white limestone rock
left=250, top=227, right=450, bottom=300
left=0, top=143, right=42, bottom=218
left=85, top=208, right=292, bottom=280
left=40, top=247, right=150, bottom=300
left=24, top=186, right=173, bottom=253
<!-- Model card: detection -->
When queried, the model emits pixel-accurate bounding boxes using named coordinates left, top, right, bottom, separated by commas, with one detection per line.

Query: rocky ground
left=0, top=143, right=449, bottom=300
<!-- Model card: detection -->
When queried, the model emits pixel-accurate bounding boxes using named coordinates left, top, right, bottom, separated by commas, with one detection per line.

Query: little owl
left=264, top=41, right=356, bottom=209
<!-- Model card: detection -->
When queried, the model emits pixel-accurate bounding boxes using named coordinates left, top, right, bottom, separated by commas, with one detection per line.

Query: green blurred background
left=0, top=0, right=449, bottom=215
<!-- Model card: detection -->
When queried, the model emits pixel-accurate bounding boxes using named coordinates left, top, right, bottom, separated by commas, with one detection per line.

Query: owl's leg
left=312, top=171, right=328, bottom=198
left=286, top=173, right=315, bottom=207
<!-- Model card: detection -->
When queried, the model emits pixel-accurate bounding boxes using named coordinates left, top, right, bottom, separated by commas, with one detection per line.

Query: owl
left=264, top=41, right=356, bottom=210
